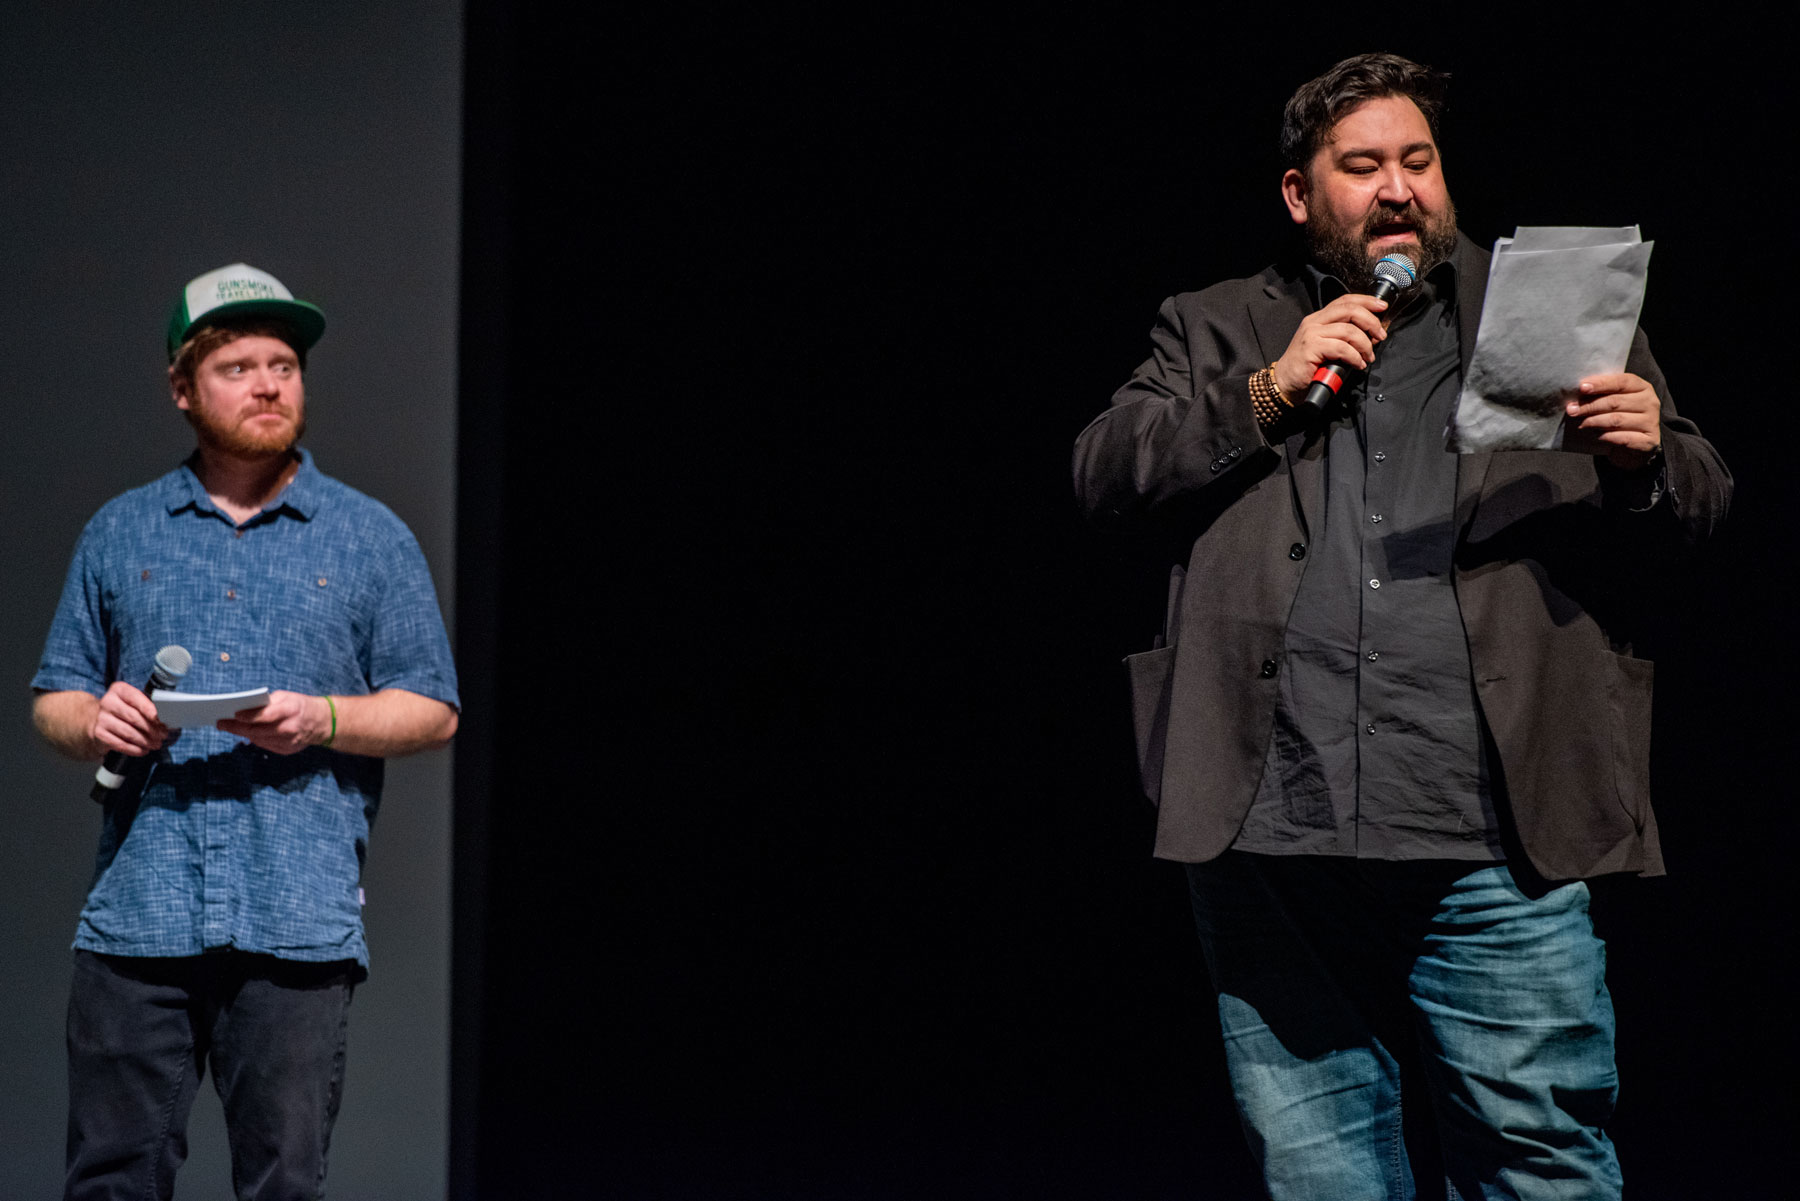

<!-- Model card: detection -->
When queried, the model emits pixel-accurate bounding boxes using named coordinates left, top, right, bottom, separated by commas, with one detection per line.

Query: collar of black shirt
left=1304, top=244, right=1461, bottom=327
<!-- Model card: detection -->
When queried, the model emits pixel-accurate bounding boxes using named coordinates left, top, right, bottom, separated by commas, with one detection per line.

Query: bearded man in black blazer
left=1074, top=53, right=1730, bottom=1200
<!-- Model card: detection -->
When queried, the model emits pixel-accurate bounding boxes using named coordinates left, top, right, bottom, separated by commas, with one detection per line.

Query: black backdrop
left=455, top=12, right=1790, bottom=1198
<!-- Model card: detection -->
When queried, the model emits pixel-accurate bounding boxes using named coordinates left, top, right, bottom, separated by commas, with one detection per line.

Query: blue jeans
left=65, top=950, right=355, bottom=1201
left=1186, top=854, right=1621, bottom=1201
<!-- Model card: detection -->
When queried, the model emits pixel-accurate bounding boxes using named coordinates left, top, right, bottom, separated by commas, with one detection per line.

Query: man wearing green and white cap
left=32, top=263, right=460, bottom=1200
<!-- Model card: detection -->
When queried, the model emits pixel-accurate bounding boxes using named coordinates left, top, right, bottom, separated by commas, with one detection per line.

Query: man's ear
left=1281, top=168, right=1310, bottom=226
left=170, top=367, right=191, bottom=412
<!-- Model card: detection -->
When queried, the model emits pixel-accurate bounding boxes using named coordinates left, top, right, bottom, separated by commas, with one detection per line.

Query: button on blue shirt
left=33, top=450, right=459, bottom=975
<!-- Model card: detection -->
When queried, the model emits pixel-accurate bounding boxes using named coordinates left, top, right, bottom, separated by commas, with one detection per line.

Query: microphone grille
left=155, top=644, right=193, bottom=680
left=1372, top=253, right=1418, bottom=290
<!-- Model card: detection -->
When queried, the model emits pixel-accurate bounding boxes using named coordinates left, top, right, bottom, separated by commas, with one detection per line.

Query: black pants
left=65, top=950, right=356, bottom=1201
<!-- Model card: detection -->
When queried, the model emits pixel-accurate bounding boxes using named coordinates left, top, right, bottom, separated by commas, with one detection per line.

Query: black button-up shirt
left=1234, top=248, right=1503, bottom=860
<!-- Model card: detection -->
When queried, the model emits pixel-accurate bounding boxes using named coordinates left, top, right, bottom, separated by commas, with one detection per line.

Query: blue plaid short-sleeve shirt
left=33, top=449, right=459, bottom=975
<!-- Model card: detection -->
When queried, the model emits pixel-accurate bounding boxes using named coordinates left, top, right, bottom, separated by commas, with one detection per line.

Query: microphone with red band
left=90, top=644, right=192, bottom=803
left=1302, top=253, right=1419, bottom=411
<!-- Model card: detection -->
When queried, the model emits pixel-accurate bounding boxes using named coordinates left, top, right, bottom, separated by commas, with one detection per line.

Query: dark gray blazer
left=1074, top=234, right=1732, bottom=881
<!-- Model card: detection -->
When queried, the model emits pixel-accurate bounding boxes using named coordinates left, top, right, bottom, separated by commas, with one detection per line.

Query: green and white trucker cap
left=166, top=263, right=326, bottom=361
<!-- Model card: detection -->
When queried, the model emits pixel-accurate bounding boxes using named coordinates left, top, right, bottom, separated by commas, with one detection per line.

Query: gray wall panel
left=0, top=5, right=462, bottom=1197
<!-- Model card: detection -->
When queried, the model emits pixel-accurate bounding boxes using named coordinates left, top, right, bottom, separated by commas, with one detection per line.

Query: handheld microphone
left=90, top=644, right=192, bottom=803
left=1303, top=253, right=1419, bottom=410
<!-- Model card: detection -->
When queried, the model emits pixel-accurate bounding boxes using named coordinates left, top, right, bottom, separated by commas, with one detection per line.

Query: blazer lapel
left=1246, top=273, right=1324, bottom=541
left=1453, top=234, right=1494, bottom=532
left=1243, top=246, right=1493, bottom=543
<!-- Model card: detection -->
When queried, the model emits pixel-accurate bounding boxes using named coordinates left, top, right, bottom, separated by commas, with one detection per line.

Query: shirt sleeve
left=365, top=525, right=460, bottom=709
left=32, top=520, right=113, bottom=696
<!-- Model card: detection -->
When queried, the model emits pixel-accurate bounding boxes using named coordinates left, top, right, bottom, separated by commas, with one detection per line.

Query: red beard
left=184, top=403, right=306, bottom=459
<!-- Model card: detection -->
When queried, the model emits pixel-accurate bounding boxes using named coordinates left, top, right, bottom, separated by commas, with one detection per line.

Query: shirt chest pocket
left=109, top=561, right=218, bottom=665
left=262, top=563, right=377, bottom=688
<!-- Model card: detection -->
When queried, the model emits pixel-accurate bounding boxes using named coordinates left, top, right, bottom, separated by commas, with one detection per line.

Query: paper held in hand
left=1445, top=226, right=1652, bottom=453
left=151, top=688, right=271, bottom=728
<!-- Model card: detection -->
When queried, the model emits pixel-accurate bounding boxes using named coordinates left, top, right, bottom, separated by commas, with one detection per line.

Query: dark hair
left=169, top=317, right=307, bottom=395
left=1280, top=53, right=1449, bottom=172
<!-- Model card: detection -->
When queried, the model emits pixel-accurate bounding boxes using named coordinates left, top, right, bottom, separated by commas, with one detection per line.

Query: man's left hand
left=1564, top=372, right=1662, bottom=470
left=216, top=690, right=330, bottom=755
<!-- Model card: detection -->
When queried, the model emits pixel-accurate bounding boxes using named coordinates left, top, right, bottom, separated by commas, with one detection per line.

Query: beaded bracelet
left=1249, top=364, right=1294, bottom=429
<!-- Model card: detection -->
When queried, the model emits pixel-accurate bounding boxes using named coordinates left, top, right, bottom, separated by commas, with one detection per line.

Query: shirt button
left=1374, top=451, right=1388, bottom=462
left=234, top=530, right=244, bottom=539
left=1370, top=513, right=1384, bottom=524
left=220, top=652, right=231, bottom=662
left=226, top=589, right=237, bottom=599
left=1365, top=723, right=1377, bottom=735
left=1288, top=543, right=1306, bottom=560
left=1374, top=394, right=1386, bottom=403
left=1228, top=447, right=1242, bottom=459
left=1366, top=651, right=1380, bottom=662
left=1369, top=578, right=1381, bottom=589
left=1259, top=659, right=1278, bottom=678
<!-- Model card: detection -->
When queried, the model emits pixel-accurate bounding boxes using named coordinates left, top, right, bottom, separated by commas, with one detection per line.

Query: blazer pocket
left=1123, top=645, right=1176, bottom=807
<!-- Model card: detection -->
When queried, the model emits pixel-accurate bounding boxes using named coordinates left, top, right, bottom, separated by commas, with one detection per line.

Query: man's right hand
left=91, top=682, right=175, bottom=759
left=1272, top=294, right=1390, bottom=399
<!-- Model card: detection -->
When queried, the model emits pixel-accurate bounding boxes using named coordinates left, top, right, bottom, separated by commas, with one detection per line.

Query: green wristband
left=322, top=694, right=337, bottom=747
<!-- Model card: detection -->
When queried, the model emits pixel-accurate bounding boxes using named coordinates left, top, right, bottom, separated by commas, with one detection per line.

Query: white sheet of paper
left=1447, top=226, right=1652, bottom=453
left=151, top=688, right=271, bottom=727
left=1508, top=226, right=1643, bottom=253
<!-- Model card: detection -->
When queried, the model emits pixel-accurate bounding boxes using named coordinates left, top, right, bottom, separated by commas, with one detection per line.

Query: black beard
left=1307, top=199, right=1458, bottom=288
